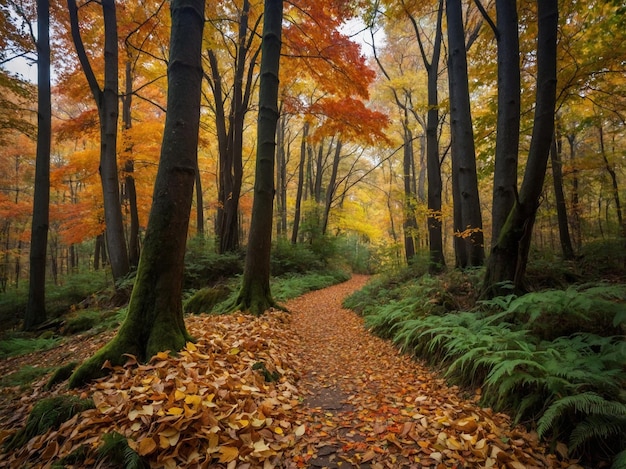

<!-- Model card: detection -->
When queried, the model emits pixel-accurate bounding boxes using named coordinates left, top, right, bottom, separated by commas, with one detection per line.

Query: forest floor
left=0, top=275, right=578, bottom=468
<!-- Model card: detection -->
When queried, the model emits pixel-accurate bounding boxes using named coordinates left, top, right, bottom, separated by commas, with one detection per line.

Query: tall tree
left=446, top=0, right=484, bottom=267
left=230, top=0, right=283, bottom=316
left=70, top=0, right=205, bottom=386
left=24, top=0, right=51, bottom=330
left=489, top=0, right=521, bottom=245
left=67, top=0, right=130, bottom=282
left=401, top=0, right=446, bottom=272
left=483, top=0, right=558, bottom=295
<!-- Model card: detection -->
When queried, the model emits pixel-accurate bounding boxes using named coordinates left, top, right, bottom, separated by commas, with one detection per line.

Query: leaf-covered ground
left=0, top=275, right=578, bottom=468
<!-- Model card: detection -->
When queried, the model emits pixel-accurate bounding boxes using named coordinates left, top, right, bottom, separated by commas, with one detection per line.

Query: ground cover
left=0, top=275, right=578, bottom=468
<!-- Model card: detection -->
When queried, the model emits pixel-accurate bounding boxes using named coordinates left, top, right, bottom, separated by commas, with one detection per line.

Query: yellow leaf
left=238, top=419, right=250, bottom=427
left=229, top=347, right=240, bottom=355
left=154, top=351, right=169, bottom=361
left=174, top=390, right=186, bottom=401
left=185, top=341, right=197, bottom=351
left=167, top=406, right=184, bottom=416
left=218, top=446, right=239, bottom=463
left=273, top=427, right=284, bottom=435
left=185, top=395, right=202, bottom=406
left=137, top=437, right=157, bottom=456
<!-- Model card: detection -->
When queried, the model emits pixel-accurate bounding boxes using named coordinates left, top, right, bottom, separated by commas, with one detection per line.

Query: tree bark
left=122, top=60, right=140, bottom=268
left=598, top=124, right=625, bottom=237
left=70, top=0, right=205, bottom=387
left=24, top=0, right=51, bottom=331
left=550, top=127, right=575, bottom=259
left=483, top=0, right=558, bottom=295
left=402, top=122, right=417, bottom=262
left=231, top=0, right=283, bottom=316
left=291, top=122, right=308, bottom=244
left=208, top=0, right=261, bottom=254
left=322, top=141, right=342, bottom=235
left=67, top=0, right=129, bottom=282
left=491, top=0, right=521, bottom=245
left=425, top=0, right=446, bottom=271
left=447, top=0, right=484, bottom=268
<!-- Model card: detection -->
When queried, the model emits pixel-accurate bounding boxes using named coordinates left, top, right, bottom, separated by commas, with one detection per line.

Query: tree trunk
left=550, top=127, right=575, bottom=259
left=483, top=0, right=558, bottom=296
left=68, top=0, right=129, bottom=282
left=598, top=124, right=625, bottom=237
left=231, top=0, right=283, bottom=316
left=491, top=0, right=521, bottom=245
left=195, top=161, right=204, bottom=236
left=209, top=0, right=259, bottom=254
left=402, top=123, right=417, bottom=262
left=70, top=0, right=205, bottom=387
left=291, top=122, right=308, bottom=244
left=276, top=113, right=287, bottom=237
left=24, top=0, right=51, bottom=331
left=322, top=141, right=342, bottom=235
left=447, top=0, right=484, bottom=268
left=122, top=60, right=140, bottom=268
left=425, top=0, right=446, bottom=271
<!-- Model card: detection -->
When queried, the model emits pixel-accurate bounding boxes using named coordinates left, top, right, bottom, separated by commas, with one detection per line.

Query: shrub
left=184, top=240, right=243, bottom=290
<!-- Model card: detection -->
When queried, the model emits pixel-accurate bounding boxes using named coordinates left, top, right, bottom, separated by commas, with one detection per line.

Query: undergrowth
left=347, top=265, right=626, bottom=467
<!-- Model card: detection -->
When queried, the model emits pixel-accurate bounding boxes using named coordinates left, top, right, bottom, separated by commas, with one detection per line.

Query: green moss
left=45, top=361, right=78, bottom=390
left=4, top=395, right=95, bottom=450
left=184, top=285, right=232, bottom=314
left=62, top=311, right=101, bottom=335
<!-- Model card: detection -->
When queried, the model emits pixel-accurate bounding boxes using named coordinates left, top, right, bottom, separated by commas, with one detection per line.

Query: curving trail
left=285, top=275, right=568, bottom=469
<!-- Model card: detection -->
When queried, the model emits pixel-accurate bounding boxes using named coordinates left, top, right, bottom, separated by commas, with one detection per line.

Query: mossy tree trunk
left=483, top=0, right=558, bottom=296
left=69, top=0, right=205, bottom=387
left=231, top=0, right=283, bottom=316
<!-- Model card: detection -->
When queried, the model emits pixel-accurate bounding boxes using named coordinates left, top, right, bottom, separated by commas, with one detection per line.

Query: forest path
left=284, top=275, right=565, bottom=468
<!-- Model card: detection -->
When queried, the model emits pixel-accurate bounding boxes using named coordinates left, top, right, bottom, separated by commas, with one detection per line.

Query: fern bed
left=345, top=270, right=626, bottom=468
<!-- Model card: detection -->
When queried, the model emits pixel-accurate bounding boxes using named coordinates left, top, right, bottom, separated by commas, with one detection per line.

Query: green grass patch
left=271, top=270, right=351, bottom=302
left=0, top=365, right=54, bottom=388
left=0, top=335, right=60, bottom=359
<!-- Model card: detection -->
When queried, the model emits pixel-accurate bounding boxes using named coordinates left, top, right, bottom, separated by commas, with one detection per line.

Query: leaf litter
left=0, top=275, right=580, bottom=468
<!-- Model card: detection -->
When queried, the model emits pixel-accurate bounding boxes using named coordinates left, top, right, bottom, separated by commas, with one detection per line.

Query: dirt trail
left=285, top=275, right=566, bottom=468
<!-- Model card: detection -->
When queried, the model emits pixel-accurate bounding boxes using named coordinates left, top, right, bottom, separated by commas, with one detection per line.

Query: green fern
left=537, top=392, right=626, bottom=439
left=611, top=449, right=626, bottom=469
left=98, top=432, right=148, bottom=469
left=568, top=414, right=626, bottom=452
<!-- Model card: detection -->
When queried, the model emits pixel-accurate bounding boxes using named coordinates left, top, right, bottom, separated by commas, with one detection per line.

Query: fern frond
left=569, top=414, right=626, bottom=452
left=611, top=449, right=626, bottom=469
left=537, top=392, right=626, bottom=439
